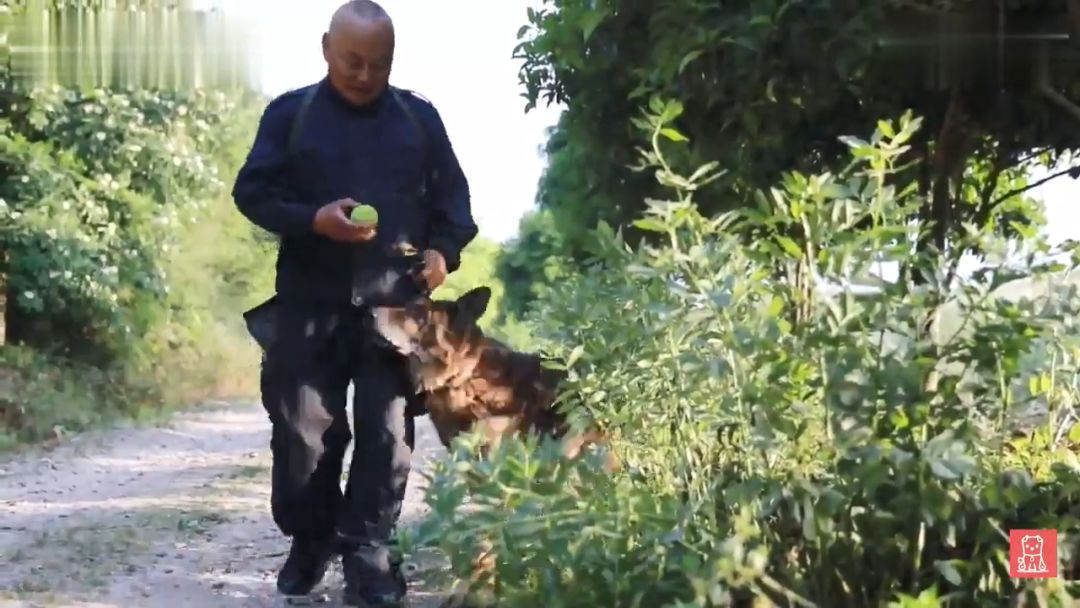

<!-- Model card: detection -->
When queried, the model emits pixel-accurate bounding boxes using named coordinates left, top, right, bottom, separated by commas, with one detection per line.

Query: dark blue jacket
left=232, top=78, right=478, bottom=304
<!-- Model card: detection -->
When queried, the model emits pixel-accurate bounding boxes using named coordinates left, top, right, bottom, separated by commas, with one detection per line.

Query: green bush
left=410, top=104, right=1080, bottom=606
left=0, top=344, right=162, bottom=450
left=0, top=78, right=275, bottom=446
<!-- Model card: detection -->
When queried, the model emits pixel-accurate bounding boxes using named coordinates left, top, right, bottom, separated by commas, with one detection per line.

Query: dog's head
left=370, top=286, right=492, bottom=390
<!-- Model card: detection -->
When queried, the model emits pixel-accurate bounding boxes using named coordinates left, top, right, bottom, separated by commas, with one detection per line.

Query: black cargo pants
left=259, top=298, right=416, bottom=546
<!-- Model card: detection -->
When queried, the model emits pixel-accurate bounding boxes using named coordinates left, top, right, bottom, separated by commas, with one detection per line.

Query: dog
left=369, top=285, right=616, bottom=607
left=369, top=285, right=608, bottom=459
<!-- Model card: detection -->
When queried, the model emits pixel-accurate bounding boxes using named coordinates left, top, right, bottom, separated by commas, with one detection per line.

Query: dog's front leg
left=473, top=415, right=518, bottom=454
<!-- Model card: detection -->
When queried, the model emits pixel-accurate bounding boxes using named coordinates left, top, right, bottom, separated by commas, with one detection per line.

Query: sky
left=214, top=0, right=1078, bottom=251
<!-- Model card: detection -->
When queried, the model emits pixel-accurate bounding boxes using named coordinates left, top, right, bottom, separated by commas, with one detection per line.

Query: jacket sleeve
left=231, top=96, right=319, bottom=237
left=420, top=103, right=478, bottom=273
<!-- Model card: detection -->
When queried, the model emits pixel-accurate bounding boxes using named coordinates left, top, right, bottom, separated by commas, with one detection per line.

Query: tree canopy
left=497, top=0, right=1080, bottom=313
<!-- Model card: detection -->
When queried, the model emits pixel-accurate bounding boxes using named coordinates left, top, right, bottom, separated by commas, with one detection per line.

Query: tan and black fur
left=370, top=286, right=606, bottom=460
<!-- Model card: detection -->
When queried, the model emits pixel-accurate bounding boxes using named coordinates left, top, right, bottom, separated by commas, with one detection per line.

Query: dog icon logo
left=1017, top=534, right=1047, bottom=573
left=1009, top=529, right=1057, bottom=579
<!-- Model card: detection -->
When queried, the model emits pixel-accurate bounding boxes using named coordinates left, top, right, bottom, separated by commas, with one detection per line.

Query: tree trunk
left=928, top=88, right=969, bottom=255
left=910, top=88, right=971, bottom=284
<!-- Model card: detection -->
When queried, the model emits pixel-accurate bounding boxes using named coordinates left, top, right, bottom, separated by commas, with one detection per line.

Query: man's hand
left=420, top=249, right=447, bottom=291
left=312, top=198, right=377, bottom=243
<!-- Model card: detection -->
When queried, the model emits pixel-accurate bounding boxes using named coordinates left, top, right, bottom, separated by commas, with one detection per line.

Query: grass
left=0, top=334, right=262, bottom=453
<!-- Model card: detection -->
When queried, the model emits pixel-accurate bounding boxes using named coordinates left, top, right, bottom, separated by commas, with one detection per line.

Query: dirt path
left=0, top=399, right=452, bottom=607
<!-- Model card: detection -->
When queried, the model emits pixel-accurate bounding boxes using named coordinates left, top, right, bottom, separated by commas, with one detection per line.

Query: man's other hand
left=312, top=198, right=377, bottom=243
left=420, top=249, right=447, bottom=291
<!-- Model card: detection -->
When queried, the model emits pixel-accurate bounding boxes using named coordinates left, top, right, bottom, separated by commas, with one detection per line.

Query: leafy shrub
left=410, top=103, right=1080, bottom=606
left=0, top=77, right=275, bottom=444
left=1, top=86, right=239, bottom=361
left=0, top=344, right=166, bottom=451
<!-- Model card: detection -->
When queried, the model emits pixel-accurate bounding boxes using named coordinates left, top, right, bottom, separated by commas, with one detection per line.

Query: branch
left=1015, top=146, right=1054, bottom=167
left=988, top=165, right=1080, bottom=209
left=973, top=150, right=1010, bottom=228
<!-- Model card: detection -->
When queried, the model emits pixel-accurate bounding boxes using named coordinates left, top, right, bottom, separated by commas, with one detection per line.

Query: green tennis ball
left=350, top=204, right=378, bottom=225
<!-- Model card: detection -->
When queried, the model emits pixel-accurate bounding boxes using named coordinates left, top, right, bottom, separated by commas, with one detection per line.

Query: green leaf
left=1068, top=422, right=1080, bottom=444
left=801, top=496, right=817, bottom=541
left=581, top=10, right=605, bottom=42
left=929, top=459, right=960, bottom=481
left=628, top=83, right=652, bottom=100
left=660, top=128, right=689, bottom=143
left=877, top=120, right=895, bottom=139
left=633, top=218, right=667, bottom=232
left=678, top=49, right=704, bottom=74
left=565, top=344, right=586, bottom=368
left=660, top=100, right=685, bottom=123
left=775, top=236, right=802, bottom=258
left=689, top=161, right=722, bottom=184
left=767, top=295, right=785, bottom=318
left=838, top=135, right=870, bottom=150
left=934, top=560, right=962, bottom=586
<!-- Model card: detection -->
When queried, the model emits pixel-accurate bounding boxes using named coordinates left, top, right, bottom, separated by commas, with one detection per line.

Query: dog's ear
left=454, top=286, right=491, bottom=322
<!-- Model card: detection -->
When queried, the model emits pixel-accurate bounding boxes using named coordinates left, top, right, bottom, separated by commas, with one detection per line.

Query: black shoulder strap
left=390, top=87, right=433, bottom=199
left=286, top=84, right=319, bottom=158
left=390, top=87, right=429, bottom=166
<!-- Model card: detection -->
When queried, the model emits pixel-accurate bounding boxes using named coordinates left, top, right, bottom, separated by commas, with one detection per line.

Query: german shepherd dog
left=369, top=286, right=607, bottom=460
left=368, top=286, right=614, bottom=607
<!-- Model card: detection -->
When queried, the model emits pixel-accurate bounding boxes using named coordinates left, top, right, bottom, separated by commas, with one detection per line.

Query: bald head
left=331, top=0, right=392, bottom=30
left=340, top=0, right=390, bottom=21
left=322, top=0, right=395, bottom=106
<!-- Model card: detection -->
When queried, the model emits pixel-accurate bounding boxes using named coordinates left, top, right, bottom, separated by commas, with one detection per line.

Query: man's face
left=322, top=14, right=394, bottom=106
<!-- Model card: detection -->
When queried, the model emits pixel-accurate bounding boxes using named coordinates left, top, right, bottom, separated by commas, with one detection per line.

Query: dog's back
left=420, top=334, right=572, bottom=449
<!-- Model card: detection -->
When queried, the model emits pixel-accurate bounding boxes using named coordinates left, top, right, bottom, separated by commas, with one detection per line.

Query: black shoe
left=342, top=542, right=407, bottom=607
left=276, top=535, right=336, bottom=597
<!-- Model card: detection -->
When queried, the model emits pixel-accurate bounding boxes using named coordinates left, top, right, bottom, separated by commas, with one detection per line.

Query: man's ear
left=321, top=33, right=330, bottom=62
left=455, top=286, right=491, bottom=323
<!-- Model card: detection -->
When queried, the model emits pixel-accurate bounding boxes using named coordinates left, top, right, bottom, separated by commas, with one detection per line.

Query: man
left=231, top=1, right=477, bottom=605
